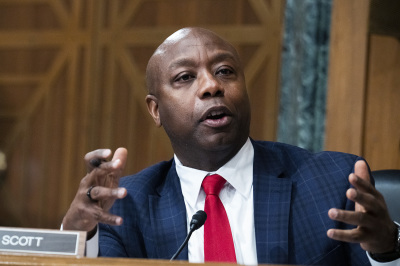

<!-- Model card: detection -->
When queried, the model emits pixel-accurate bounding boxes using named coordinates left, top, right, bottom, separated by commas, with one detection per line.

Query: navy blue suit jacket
left=98, top=140, right=371, bottom=265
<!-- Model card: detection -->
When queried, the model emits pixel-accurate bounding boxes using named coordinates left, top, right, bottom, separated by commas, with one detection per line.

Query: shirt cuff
left=367, top=252, right=400, bottom=266
left=85, top=225, right=99, bottom=258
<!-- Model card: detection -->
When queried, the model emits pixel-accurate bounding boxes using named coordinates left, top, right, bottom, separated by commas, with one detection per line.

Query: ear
left=146, top=94, right=162, bottom=127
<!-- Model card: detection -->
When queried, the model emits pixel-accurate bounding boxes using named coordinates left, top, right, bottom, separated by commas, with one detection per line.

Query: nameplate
left=0, top=227, right=86, bottom=257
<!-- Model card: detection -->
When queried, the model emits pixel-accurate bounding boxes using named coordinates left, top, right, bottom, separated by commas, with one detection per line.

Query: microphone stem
left=170, top=229, right=193, bottom=261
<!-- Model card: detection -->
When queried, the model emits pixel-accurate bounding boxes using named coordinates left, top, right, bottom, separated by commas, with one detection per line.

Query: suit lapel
left=148, top=163, right=188, bottom=260
left=252, top=141, right=292, bottom=264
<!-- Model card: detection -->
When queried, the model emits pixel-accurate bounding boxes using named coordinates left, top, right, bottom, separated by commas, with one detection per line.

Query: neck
left=174, top=139, right=247, bottom=172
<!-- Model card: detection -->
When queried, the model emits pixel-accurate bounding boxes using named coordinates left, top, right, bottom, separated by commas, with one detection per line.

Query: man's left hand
left=327, top=160, right=397, bottom=254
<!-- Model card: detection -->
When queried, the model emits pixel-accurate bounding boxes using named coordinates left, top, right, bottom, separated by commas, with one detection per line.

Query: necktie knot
left=202, top=174, right=226, bottom=196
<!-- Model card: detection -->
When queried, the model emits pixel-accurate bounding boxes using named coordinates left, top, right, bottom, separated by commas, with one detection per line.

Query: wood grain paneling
left=325, top=0, right=370, bottom=155
left=326, top=0, right=400, bottom=170
left=363, top=35, right=400, bottom=170
left=0, top=0, right=285, bottom=228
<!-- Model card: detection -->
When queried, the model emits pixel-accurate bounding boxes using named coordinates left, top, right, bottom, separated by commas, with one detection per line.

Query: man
left=62, top=27, right=399, bottom=265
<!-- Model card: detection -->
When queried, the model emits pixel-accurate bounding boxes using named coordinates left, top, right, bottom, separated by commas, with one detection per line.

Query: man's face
left=146, top=28, right=251, bottom=159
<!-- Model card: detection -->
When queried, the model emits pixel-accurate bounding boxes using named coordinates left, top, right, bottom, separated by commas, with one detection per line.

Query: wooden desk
left=0, top=254, right=182, bottom=265
left=0, top=253, right=287, bottom=265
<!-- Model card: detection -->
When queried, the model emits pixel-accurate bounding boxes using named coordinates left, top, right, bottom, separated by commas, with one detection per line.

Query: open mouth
left=201, top=106, right=231, bottom=121
left=200, top=106, right=232, bottom=127
left=206, top=110, right=226, bottom=120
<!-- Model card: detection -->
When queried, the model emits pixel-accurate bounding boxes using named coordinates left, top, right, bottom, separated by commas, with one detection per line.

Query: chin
left=200, top=133, right=247, bottom=152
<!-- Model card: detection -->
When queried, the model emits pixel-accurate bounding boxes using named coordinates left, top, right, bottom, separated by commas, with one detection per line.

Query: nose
left=198, top=71, right=224, bottom=98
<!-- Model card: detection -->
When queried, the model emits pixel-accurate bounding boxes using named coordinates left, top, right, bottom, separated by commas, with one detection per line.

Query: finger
left=92, top=149, right=127, bottom=187
left=111, top=148, right=128, bottom=173
left=348, top=171, right=376, bottom=213
left=89, top=205, right=124, bottom=226
left=346, top=187, right=381, bottom=213
left=92, top=159, right=123, bottom=186
left=328, top=208, right=373, bottom=228
left=327, top=227, right=367, bottom=244
left=96, top=212, right=124, bottom=226
left=84, top=149, right=112, bottom=172
left=354, top=160, right=369, bottom=181
left=93, top=158, right=122, bottom=172
left=88, top=186, right=127, bottom=202
left=89, top=158, right=107, bottom=168
left=80, top=159, right=124, bottom=191
left=346, top=187, right=364, bottom=213
left=92, top=148, right=127, bottom=176
left=348, top=173, right=374, bottom=195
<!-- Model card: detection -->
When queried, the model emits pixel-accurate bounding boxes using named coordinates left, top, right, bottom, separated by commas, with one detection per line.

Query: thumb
left=112, top=147, right=128, bottom=170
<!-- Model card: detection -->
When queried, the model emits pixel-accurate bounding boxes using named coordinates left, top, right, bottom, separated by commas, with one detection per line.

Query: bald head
left=145, top=27, right=242, bottom=95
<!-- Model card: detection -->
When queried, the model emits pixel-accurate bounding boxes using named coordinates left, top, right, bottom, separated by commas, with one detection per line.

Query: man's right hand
left=62, top=148, right=128, bottom=235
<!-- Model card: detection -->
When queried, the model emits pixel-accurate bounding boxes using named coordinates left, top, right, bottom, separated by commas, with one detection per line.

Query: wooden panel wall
left=363, top=35, right=400, bottom=170
left=325, top=0, right=370, bottom=155
left=326, top=0, right=400, bottom=170
left=0, top=0, right=285, bottom=228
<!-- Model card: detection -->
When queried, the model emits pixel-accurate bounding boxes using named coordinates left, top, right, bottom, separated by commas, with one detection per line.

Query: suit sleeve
left=98, top=223, right=129, bottom=257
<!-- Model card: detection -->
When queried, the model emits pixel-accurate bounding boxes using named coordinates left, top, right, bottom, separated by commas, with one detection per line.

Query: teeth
left=210, top=110, right=222, bottom=116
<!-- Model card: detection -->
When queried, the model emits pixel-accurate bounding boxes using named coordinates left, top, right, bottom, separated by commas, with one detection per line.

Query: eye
left=174, top=73, right=195, bottom=83
left=216, top=67, right=234, bottom=76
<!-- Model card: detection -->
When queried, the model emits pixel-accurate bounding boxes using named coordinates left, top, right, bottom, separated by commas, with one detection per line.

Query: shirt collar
left=175, top=138, right=254, bottom=208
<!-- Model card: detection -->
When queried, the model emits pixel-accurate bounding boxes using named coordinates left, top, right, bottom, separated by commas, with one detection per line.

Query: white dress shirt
left=175, top=138, right=257, bottom=265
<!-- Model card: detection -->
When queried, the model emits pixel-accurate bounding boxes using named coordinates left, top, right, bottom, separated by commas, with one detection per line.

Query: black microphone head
left=190, top=210, right=207, bottom=231
left=171, top=210, right=207, bottom=261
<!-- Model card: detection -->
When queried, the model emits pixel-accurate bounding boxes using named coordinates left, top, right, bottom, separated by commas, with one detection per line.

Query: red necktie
left=202, top=174, right=236, bottom=263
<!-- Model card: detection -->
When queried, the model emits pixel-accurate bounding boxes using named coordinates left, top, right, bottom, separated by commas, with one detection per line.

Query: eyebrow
left=211, top=52, right=238, bottom=65
left=169, top=58, right=198, bottom=70
left=168, top=51, right=238, bottom=70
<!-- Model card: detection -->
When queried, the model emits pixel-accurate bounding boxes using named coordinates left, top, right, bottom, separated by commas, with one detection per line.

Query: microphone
left=170, top=210, right=207, bottom=261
